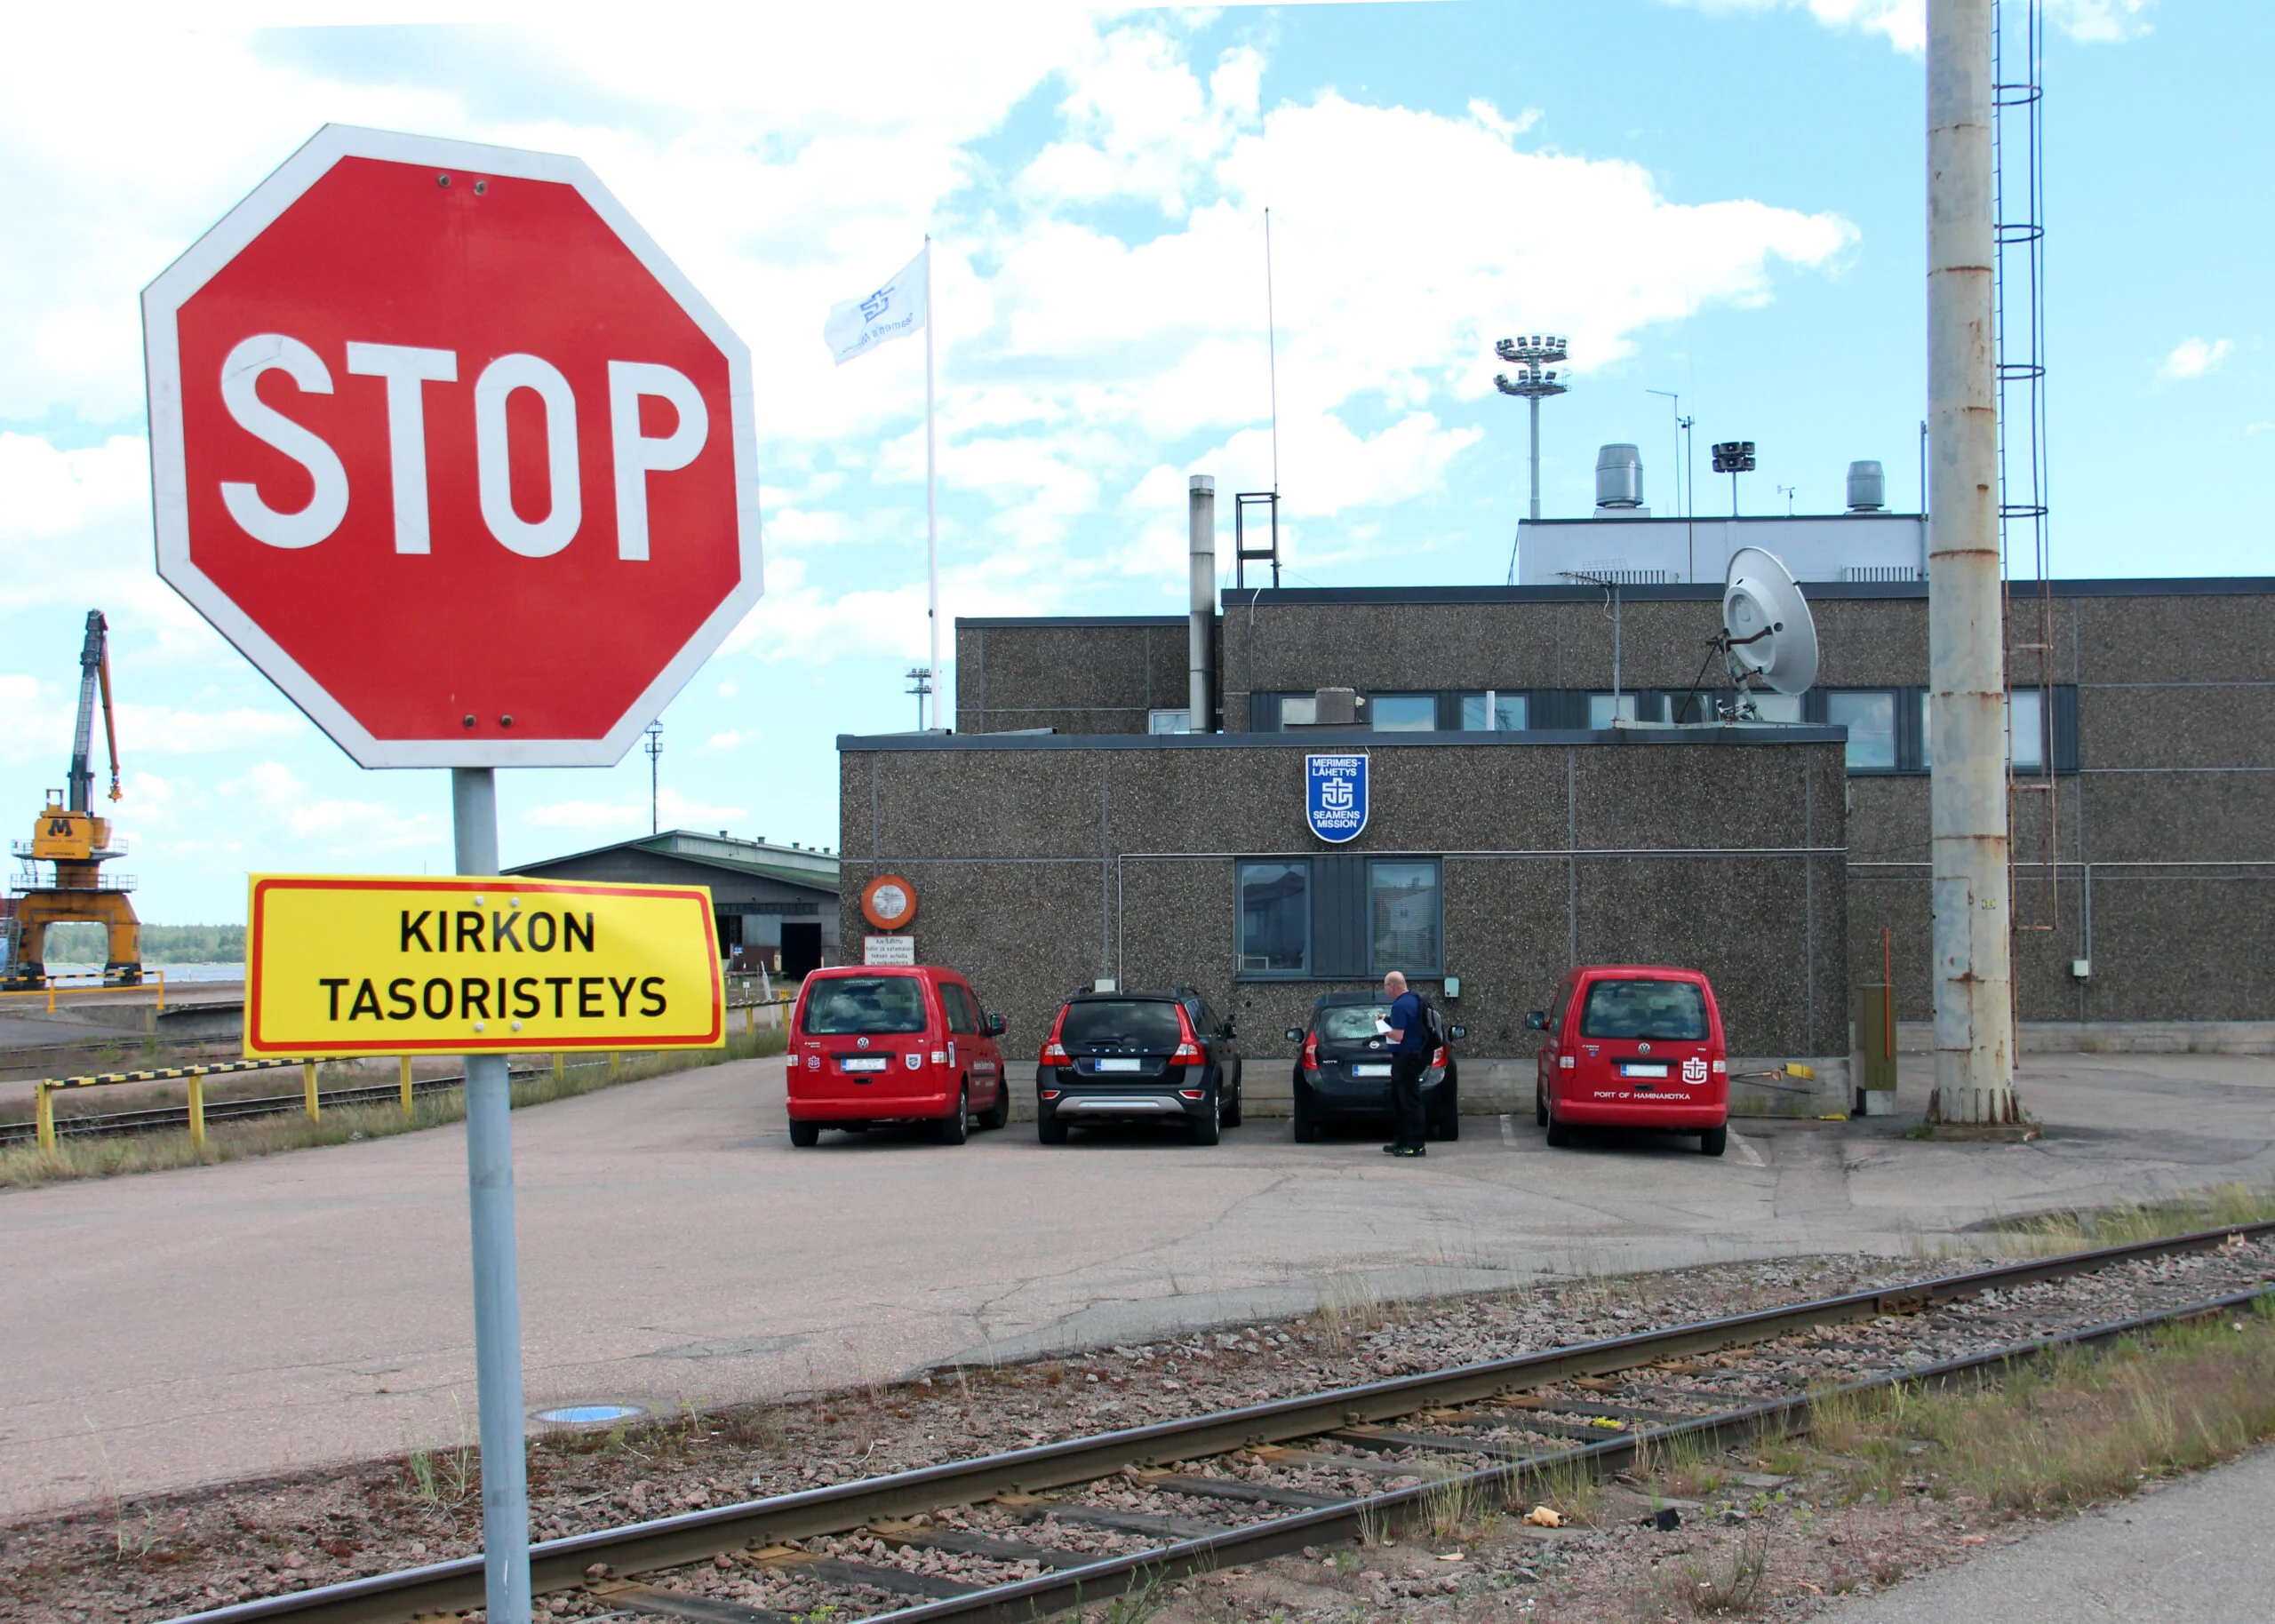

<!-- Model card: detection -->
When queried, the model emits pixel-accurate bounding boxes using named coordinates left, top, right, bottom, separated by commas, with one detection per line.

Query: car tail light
left=1177, top=1088, right=1203, bottom=1100
left=1301, top=1031, right=1319, bottom=1072
left=931, top=1049, right=947, bottom=1064
left=1431, top=1046, right=1448, bottom=1068
left=1711, top=1059, right=1727, bottom=1074
left=1170, top=1005, right=1203, bottom=1064
left=1040, top=1005, right=1070, bottom=1067
left=1041, top=1088, right=1061, bottom=1101
left=1559, top=1055, right=1575, bottom=1070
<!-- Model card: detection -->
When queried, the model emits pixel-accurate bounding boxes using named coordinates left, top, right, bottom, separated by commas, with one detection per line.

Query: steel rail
left=0, top=1063, right=598, bottom=1147
left=164, top=1220, right=2275, bottom=1624
left=862, top=1282, right=2275, bottom=1624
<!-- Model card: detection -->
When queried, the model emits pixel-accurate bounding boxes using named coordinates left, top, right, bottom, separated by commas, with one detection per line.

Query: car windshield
left=1060, top=1000, right=1184, bottom=1050
left=1318, top=1004, right=1391, bottom=1042
left=802, top=976, right=928, bottom=1035
left=1579, top=980, right=1708, bottom=1041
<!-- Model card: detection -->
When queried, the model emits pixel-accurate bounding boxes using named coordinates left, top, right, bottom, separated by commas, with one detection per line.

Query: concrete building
left=946, top=569, right=2275, bottom=1053
left=507, top=830, right=840, bottom=975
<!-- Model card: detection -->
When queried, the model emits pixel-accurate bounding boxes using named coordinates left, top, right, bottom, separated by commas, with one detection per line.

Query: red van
left=786, top=965, right=1009, bottom=1146
left=1530, top=966, right=1729, bottom=1156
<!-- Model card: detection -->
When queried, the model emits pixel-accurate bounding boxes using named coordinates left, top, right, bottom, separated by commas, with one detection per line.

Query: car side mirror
left=1525, top=1011, right=1548, bottom=1031
left=1449, top=1024, right=1467, bottom=1040
left=987, top=1015, right=1006, bottom=1036
left=1218, top=1021, right=1237, bottom=1039
left=1284, top=1027, right=1305, bottom=1044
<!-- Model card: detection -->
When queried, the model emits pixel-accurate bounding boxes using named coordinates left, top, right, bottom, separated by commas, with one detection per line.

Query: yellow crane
left=4, top=610, right=141, bottom=988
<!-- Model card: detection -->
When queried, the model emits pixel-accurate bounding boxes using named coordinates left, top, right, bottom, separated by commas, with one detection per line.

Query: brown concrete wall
left=838, top=735, right=1851, bottom=1099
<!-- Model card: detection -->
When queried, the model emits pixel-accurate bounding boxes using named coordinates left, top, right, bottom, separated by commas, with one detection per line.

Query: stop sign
left=142, top=125, right=762, bottom=767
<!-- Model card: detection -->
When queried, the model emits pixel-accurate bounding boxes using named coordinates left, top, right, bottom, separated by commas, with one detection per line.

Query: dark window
left=1369, top=694, right=1436, bottom=731
left=1579, top=979, right=1709, bottom=1041
left=1237, top=861, right=1309, bottom=975
left=1826, top=690, right=1898, bottom=771
left=1457, top=692, right=1529, bottom=730
left=1061, top=999, right=1184, bottom=1050
left=940, top=982, right=980, bottom=1035
left=802, top=975, right=928, bottom=1035
left=1369, top=860, right=1442, bottom=975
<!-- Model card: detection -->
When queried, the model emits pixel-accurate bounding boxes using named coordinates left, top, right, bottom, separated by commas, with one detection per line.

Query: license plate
left=1619, top=1063, right=1670, bottom=1078
left=1093, top=1058, right=1143, bottom=1073
left=840, top=1056, right=889, bottom=1072
left=1352, top=1063, right=1392, bottom=1078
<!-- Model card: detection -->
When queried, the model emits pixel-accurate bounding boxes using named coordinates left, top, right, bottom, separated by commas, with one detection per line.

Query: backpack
left=1417, top=993, right=1449, bottom=1048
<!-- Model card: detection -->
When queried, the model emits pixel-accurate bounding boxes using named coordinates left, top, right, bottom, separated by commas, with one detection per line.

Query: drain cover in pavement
left=536, top=1404, right=645, bottom=1424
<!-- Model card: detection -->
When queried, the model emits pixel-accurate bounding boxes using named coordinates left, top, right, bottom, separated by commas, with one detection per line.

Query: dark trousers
left=1389, top=1051, right=1429, bottom=1148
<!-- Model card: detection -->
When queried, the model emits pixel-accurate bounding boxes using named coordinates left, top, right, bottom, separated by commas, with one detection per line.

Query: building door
left=781, top=921, right=823, bottom=979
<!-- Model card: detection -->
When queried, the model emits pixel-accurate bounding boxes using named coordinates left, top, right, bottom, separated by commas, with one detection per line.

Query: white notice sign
left=864, top=934, right=916, bottom=966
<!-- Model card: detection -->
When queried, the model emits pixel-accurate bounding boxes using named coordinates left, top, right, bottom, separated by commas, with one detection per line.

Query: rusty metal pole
left=1928, top=0, right=2017, bottom=1124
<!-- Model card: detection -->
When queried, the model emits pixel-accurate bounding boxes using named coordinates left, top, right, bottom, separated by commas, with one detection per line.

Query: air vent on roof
left=1842, top=565, right=1923, bottom=582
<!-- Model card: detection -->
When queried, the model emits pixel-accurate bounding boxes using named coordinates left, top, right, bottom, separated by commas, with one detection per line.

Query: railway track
left=166, top=1220, right=2275, bottom=1624
left=0, top=1064, right=578, bottom=1148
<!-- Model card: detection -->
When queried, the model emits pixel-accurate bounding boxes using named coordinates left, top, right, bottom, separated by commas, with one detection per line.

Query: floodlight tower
left=1495, top=334, right=1569, bottom=522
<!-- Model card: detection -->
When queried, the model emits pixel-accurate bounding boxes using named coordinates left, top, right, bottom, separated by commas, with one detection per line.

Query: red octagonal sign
left=143, top=125, right=762, bottom=768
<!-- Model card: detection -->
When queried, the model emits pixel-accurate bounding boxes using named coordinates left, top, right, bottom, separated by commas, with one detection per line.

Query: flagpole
left=923, top=235, right=939, bottom=732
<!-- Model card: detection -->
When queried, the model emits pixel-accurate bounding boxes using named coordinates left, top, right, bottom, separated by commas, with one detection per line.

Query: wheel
left=1038, top=1110, right=1068, bottom=1144
left=1544, top=1096, right=1572, bottom=1148
left=1700, top=1124, right=1728, bottom=1158
left=1292, top=1082, right=1329, bottom=1146
left=978, top=1075, right=1010, bottom=1130
left=934, top=1083, right=970, bottom=1145
left=1222, top=1059, right=1243, bottom=1127
left=1428, top=1087, right=1461, bottom=1142
left=1189, top=1087, right=1222, bottom=1146
left=1535, top=1084, right=1548, bottom=1128
left=787, top=1119, right=820, bottom=1148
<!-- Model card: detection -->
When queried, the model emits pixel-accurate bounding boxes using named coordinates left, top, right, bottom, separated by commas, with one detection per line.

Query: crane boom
left=98, top=633, right=122, bottom=802
left=68, top=609, right=107, bottom=814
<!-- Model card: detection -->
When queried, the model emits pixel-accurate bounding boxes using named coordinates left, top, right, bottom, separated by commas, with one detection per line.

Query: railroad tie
left=1142, top=1474, right=1349, bottom=1509
left=589, top=1581, right=798, bottom=1624
left=1327, top=1426, right=1535, bottom=1458
left=794, top=1557, right=984, bottom=1599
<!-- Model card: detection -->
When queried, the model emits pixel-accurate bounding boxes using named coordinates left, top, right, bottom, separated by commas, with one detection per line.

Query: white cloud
left=522, top=786, right=749, bottom=836
left=215, top=760, right=437, bottom=848
left=114, top=702, right=307, bottom=756
left=704, top=730, right=752, bottom=751
left=2159, top=337, right=2232, bottom=381
left=1660, top=0, right=2153, bottom=52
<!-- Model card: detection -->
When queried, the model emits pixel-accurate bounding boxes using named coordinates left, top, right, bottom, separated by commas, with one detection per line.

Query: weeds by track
left=159, top=1219, right=2275, bottom=1624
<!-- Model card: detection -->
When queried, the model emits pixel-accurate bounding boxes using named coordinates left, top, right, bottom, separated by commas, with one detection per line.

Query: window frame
left=1234, top=858, right=1312, bottom=978
left=1366, top=857, right=1444, bottom=978
left=1147, top=707, right=1192, bottom=735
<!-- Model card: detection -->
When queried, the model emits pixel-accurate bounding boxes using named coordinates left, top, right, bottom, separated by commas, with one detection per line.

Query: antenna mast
left=1265, top=207, right=1279, bottom=497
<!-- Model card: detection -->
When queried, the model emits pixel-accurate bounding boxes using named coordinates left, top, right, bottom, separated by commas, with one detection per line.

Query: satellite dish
left=1721, top=546, right=1819, bottom=697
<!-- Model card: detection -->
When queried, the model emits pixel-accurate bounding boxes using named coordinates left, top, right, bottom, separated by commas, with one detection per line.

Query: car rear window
left=1579, top=980, right=1709, bottom=1041
left=802, top=976, right=929, bottom=1035
left=1318, top=1004, right=1390, bottom=1042
left=1059, top=1000, right=1184, bottom=1049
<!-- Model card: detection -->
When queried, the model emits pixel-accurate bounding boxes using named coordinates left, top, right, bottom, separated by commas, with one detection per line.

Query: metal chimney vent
left=1846, top=460, right=1887, bottom=512
left=1594, top=443, right=1643, bottom=509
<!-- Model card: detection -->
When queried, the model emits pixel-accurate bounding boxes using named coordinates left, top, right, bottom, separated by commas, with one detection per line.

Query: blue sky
left=1, top=0, right=2263, bottom=926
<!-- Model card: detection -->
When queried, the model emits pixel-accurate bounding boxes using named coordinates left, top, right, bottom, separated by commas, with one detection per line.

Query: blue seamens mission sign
left=1305, top=753, right=1369, bottom=843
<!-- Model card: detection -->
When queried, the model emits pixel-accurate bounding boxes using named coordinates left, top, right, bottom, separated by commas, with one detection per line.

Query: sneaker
left=1393, top=1145, right=1427, bottom=1158
left=1381, top=1143, right=1402, bottom=1155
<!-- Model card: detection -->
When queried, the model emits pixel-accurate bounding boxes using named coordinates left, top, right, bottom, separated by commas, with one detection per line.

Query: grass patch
left=1807, top=1294, right=2275, bottom=1517
left=0, top=1023, right=785, bottom=1189
left=1984, top=1183, right=2275, bottom=1255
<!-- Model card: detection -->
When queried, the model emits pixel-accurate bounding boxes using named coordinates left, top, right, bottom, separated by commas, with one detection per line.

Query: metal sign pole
left=451, top=766, right=531, bottom=1624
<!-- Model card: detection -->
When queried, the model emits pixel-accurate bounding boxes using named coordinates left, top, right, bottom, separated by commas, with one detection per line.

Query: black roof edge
left=958, top=614, right=1187, bottom=629
left=1212, top=577, right=2275, bottom=608
left=839, top=726, right=1848, bottom=752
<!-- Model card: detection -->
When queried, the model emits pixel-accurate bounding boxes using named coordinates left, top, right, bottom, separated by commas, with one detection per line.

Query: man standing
left=1381, top=970, right=1429, bottom=1158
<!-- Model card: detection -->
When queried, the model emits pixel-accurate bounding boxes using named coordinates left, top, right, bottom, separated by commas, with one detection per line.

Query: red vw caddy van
left=1529, top=966, right=1729, bottom=1156
left=786, top=965, right=1008, bottom=1147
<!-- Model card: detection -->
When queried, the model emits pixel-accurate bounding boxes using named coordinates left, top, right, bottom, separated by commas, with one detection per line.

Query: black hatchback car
left=1286, top=991, right=1465, bottom=1142
left=1036, top=987, right=1242, bottom=1145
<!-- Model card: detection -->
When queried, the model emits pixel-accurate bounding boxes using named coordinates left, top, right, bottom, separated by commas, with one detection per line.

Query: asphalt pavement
left=2, top=1047, right=2271, bottom=1519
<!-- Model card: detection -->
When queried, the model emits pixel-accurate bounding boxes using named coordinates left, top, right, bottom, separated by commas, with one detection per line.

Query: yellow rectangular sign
left=246, top=874, right=724, bottom=1056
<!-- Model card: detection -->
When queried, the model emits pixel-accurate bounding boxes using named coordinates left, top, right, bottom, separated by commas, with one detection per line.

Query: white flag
left=823, top=247, right=927, bottom=365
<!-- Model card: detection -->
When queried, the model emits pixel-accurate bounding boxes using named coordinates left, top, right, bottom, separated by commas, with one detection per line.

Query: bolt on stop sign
left=143, top=125, right=762, bottom=767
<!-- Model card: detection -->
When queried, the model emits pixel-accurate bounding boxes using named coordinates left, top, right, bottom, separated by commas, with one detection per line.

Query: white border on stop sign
left=140, top=123, right=763, bottom=769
